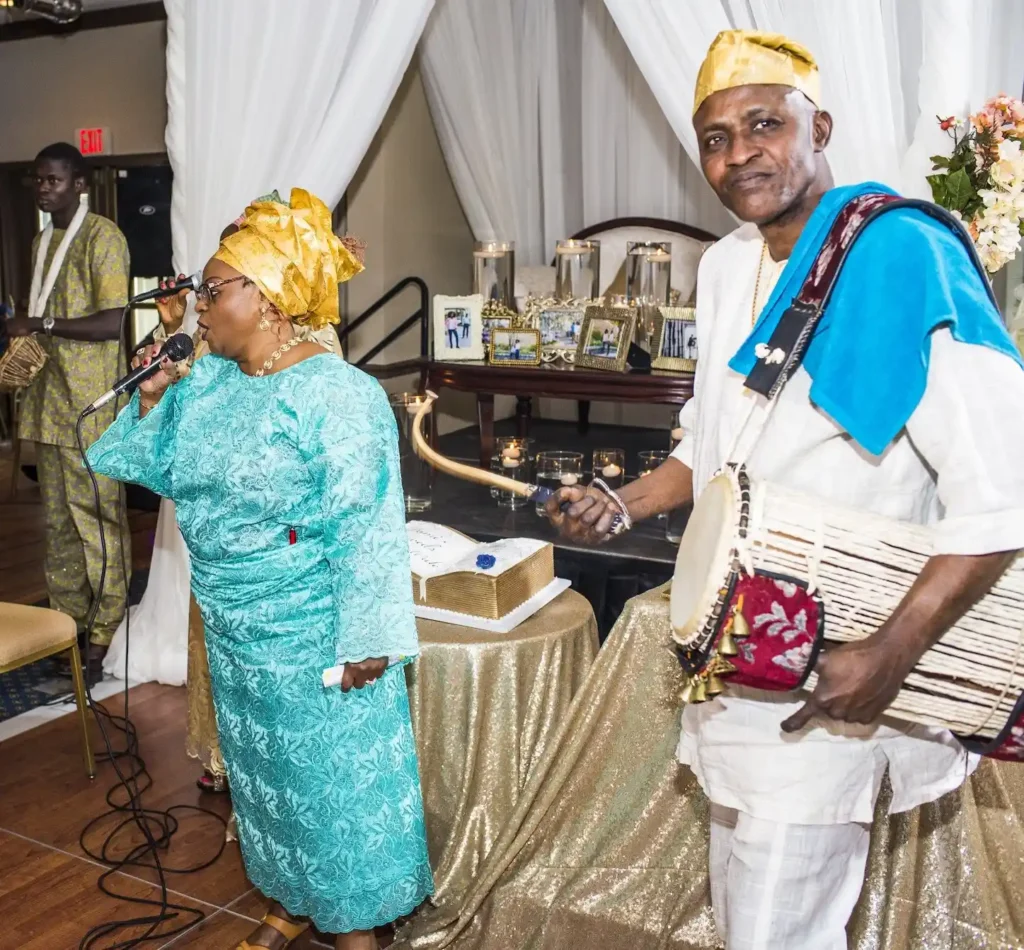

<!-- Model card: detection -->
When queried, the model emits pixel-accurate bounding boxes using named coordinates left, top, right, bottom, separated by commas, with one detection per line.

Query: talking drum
left=670, top=464, right=1024, bottom=760
left=0, top=335, right=47, bottom=392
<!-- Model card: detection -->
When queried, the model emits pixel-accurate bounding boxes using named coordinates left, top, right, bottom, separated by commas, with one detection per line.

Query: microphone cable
left=69, top=304, right=227, bottom=949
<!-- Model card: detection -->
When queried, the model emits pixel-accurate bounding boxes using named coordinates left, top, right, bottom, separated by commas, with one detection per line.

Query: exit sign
left=76, top=127, right=111, bottom=156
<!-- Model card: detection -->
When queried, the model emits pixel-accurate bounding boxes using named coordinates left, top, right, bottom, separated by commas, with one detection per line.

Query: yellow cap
left=214, top=187, right=364, bottom=331
left=693, top=30, right=820, bottom=116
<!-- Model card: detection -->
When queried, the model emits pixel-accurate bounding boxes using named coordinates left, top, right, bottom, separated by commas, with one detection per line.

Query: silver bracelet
left=590, top=477, right=633, bottom=535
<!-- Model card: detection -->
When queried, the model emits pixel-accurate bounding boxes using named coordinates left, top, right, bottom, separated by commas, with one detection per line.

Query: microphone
left=130, top=272, right=202, bottom=304
left=83, top=333, right=194, bottom=417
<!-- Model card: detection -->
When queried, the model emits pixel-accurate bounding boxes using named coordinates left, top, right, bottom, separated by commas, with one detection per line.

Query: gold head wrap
left=693, top=30, right=820, bottom=116
left=214, top=187, right=364, bottom=330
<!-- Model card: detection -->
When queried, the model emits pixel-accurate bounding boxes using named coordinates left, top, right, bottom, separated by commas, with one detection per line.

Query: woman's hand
left=133, top=342, right=178, bottom=410
left=155, top=274, right=191, bottom=333
left=340, top=657, right=388, bottom=692
left=545, top=485, right=622, bottom=545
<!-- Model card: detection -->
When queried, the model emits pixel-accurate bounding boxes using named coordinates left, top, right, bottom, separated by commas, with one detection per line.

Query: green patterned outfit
left=19, top=212, right=131, bottom=646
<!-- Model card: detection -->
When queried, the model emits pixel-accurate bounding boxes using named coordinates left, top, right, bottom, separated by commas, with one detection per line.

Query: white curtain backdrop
left=104, top=0, right=433, bottom=686
left=419, top=0, right=567, bottom=266
left=579, top=0, right=733, bottom=236
left=420, top=0, right=733, bottom=267
left=603, top=0, right=1024, bottom=197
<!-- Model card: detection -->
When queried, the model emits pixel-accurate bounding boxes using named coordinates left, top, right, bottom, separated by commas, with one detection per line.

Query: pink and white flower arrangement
left=929, top=94, right=1024, bottom=273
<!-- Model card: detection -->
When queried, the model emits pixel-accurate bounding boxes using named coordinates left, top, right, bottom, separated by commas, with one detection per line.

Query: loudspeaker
left=116, top=165, right=173, bottom=277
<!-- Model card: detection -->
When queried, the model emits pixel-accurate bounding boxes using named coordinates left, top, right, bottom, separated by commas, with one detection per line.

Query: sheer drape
left=579, top=0, right=733, bottom=236
left=418, top=0, right=564, bottom=266
left=104, top=0, right=432, bottom=685
left=604, top=0, right=1024, bottom=195
left=420, top=0, right=732, bottom=267
left=165, top=0, right=433, bottom=322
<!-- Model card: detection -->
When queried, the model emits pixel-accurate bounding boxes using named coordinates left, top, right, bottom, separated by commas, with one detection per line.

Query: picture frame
left=489, top=327, right=542, bottom=366
left=574, top=306, right=636, bottom=372
left=525, top=297, right=587, bottom=364
left=433, top=294, right=485, bottom=361
left=481, top=315, right=512, bottom=348
left=652, top=306, right=697, bottom=371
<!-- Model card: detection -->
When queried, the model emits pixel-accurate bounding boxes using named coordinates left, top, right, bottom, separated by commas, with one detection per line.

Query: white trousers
left=709, top=805, right=870, bottom=950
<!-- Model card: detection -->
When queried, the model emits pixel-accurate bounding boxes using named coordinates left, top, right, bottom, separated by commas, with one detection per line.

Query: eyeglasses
left=195, top=275, right=247, bottom=306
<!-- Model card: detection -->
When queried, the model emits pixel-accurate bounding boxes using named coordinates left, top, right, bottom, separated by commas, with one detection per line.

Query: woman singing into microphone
left=87, top=188, right=432, bottom=950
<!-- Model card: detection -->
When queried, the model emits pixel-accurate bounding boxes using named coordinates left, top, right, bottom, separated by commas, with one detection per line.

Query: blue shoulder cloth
left=729, top=182, right=1022, bottom=456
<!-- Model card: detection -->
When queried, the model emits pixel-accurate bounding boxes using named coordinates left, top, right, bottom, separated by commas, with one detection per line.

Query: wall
left=345, top=57, right=490, bottom=435
left=0, top=20, right=167, bottom=163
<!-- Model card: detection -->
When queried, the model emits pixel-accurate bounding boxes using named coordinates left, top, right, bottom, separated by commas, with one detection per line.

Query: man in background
left=6, top=142, right=131, bottom=676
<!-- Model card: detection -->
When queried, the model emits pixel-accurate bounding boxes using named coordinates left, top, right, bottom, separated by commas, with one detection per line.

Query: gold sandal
left=237, top=912, right=309, bottom=950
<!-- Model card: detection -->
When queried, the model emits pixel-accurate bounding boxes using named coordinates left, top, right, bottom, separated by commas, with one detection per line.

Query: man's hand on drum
left=782, top=549, right=1020, bottom=733
left=4, top=316, right=35, bottom=337
left=546, top=486, right=622, bottom=544
left=780, top=638, right=907, bottom=732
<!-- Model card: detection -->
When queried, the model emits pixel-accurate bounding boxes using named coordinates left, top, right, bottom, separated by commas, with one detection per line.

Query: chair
left=570, top=216, right=719, bottom=304
left=0, top=603, right=95, bottom=778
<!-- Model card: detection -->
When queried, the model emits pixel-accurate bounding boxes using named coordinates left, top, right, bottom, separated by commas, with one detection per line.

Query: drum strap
left=742, top=196, right=996, bottom=400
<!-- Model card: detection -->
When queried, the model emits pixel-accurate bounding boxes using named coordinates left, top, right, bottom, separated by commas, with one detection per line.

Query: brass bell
left=692, top=677, right=708, bottom=703
left=718, top=630, right=739, bottom=657
left=706, top=673, right=725, bottom=695
left=678, top=679, right=696, bottom=704
left=732, top=609, right=750, bottom=639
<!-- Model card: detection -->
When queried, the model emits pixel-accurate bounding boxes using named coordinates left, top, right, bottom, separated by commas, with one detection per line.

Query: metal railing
left=338, top=276, right=429, bottom=370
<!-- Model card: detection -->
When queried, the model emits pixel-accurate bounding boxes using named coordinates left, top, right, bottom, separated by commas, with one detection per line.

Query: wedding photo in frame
left=433, top=294, right=484, bottom=361
left=489, top=328, right=542, bottom=366
left=533, top=299, right=586, bottom=363
left=652, top=306, right=698, bottom=371
left=574, top=306, right=636, bottom=372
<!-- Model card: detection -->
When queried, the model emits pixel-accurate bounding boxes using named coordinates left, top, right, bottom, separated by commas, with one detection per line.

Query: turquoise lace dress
left=87, top=352, right=433, bottom=933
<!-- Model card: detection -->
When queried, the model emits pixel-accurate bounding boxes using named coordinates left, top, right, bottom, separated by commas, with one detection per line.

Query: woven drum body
left=0, top=336, right=47, bottom=392
left=670, top=465, right=1024, bottom=760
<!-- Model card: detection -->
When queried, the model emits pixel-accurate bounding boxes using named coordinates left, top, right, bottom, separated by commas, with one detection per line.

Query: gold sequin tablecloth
left=407, top=589, right=599, bottom=903
left=397, top=585, right=1024, bottom=950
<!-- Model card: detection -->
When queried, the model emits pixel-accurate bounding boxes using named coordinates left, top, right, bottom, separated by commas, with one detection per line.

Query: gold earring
left=259, top=308, right=270, bottom=332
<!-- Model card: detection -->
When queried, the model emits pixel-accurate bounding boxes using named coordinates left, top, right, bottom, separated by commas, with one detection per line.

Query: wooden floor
left=0, top=684, right=295, bottom=949
left=0, top=446, right=330, bottom=948
left=0, top=448, right=157, bottom=607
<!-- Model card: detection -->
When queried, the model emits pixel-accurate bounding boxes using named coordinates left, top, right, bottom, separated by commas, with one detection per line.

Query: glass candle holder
left=669, top=410, right=685, bottom=453
left=490, top=436, right=535, bottom=509
left=625, top=241, right=672, bottom=305
left=554, top=239, right=601, bottom=301
left=473, top=241, right=516, bottom=309
left=666, top=504, right=689, bottom=544
left=638, top=449, right=670, bottom=521
left=389, top=392, right=433, bottom=513
left=535, top=451, right=584, bottom=517
left=638, top=449, right=669, bottom=479
left=592, top=448, right=625, bottom=491
left=627, top=241, right=672, bottom=350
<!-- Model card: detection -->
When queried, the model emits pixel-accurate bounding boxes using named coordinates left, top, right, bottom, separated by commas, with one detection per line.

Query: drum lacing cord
left=963, top=616, right=1024, bottom=738
left=805, top=508, right=825, bottom=597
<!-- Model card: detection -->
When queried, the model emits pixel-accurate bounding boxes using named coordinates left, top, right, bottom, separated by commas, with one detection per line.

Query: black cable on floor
left=71, top=321, right=227, bottom=949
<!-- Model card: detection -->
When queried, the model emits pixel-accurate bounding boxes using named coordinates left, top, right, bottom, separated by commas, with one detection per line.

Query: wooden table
left=426, top=360, right=694, bottom=467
